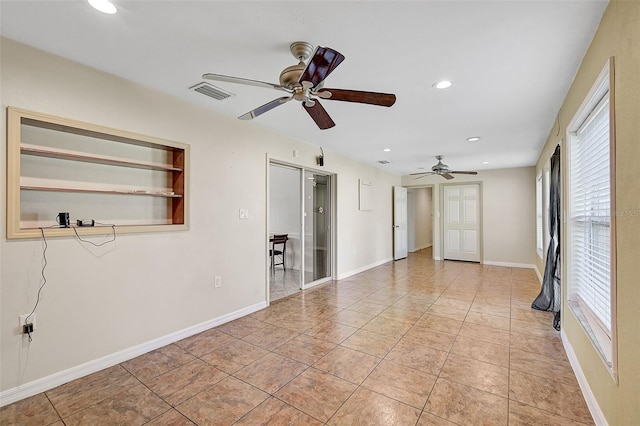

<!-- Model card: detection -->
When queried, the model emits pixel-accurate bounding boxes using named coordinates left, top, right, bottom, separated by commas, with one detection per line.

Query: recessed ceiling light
left=466, top=136, right=481, bottom=142
left=383, top=148, right=391, bottom=152
left=482, top=161, right=489, bottom=165
left=88, top=0, right=117, bottom=14
left=433, top=80, right=452, bottom=89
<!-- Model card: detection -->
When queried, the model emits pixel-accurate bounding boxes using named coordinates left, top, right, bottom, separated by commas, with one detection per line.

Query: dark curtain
left=532, top=144, right=561, bottom=330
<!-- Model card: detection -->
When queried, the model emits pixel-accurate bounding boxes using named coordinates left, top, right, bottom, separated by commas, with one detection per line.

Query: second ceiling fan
left=203, top=41, right=396, bottom=130
left=411, top=155, right=478, bottom=180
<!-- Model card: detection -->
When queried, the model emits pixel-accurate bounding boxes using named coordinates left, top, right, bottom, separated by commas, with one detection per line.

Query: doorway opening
left=268, top=162, right=334, bottom=302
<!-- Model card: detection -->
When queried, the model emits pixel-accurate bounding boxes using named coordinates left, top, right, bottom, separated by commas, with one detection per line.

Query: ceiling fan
left=410, top=155, right=478, bottom=180
left=202, top=41, right=396, bottom=130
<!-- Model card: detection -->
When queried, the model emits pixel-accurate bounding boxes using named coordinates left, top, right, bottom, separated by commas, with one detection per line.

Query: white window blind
left=569, top=93, right=611, bottom=334
left=536, top=173, right=543, bottom=258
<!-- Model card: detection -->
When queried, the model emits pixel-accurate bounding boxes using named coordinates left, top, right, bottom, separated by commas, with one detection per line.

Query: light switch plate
left=239, top=208, right=249, bottom=219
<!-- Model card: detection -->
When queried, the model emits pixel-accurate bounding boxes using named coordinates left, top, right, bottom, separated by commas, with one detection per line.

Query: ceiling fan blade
left=441, top=173, right=455, bottom=180
left=202, top=73, right=290, bottom=92
left=299, top=46, right=345, bottom=87
left=411, top=172, right=436, bottom=179
left=450, top=171, right=478, bottom=175
left=238, top=97, right=291, bottom=120
left=303, top=100, right=335, bottom=130
left=317, top=89, right=396, bottom=107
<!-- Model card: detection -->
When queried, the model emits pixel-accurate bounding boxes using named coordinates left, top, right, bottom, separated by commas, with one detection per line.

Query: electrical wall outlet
left=19, top=314, right=36, bottom=333
left=214, top=276, right=222, bottom=288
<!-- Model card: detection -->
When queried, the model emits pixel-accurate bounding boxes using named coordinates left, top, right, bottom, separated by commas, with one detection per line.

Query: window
left=536, top=173, right=543, bottom=258
left=567, top=59, right=616, bottom=377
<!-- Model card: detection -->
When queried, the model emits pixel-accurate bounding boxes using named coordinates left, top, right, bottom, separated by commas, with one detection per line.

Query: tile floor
left=1, top=249, right=594, bottom=425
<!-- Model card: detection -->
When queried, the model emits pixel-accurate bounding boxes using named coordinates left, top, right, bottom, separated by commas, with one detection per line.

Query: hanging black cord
left=71, top=223, right=116, bottom=247
left=24, top=228, right=49, bottom=342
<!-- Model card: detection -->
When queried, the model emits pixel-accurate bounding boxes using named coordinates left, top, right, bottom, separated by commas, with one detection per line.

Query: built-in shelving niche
left=6, top=107, right=189, bottom=239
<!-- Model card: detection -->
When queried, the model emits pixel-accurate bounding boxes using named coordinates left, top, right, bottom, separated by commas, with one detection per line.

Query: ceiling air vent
left=377, top=160, right=391, bottom=164
left=190, top=82, right=233, bottom=101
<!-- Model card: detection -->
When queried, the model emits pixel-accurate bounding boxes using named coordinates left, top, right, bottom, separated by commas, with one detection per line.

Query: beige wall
left=402, top=167, right=536, bottom=267
left=0, top=38, right=400, bottom=397
left=535, top=1, right=640, bottom=423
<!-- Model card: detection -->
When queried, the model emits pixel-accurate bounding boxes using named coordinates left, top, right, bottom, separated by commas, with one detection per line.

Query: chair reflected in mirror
left=269, top=234, right=288, bottom=271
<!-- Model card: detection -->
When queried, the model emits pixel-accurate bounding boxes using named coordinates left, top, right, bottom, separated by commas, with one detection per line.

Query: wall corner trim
left=561, top=329, right=609, bottom=426
left=0, top=301, right=267, bottom=408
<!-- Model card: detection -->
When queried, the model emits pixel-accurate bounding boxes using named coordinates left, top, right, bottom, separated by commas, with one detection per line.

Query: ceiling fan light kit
left=202, top=41, right=396, bottom=130
left=411, top=155, right=478, bottom=180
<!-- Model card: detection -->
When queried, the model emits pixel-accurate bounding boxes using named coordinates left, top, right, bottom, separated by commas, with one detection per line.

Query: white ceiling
left=0, top=0, right=607, bottom=175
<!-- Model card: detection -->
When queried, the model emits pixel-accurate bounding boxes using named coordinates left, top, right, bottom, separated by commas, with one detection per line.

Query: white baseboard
left=337, top=257, right=393, bottom=280
left=561, top=330, right=609, bottom=426
left=535, top=266, right=543, bottom=283
left=482, top=260, right=536, bottom=269
left=0, top=301, right=267, bottom=408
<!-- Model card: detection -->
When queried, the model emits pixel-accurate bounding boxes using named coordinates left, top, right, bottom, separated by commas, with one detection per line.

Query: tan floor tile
left=122, top=344, right=195, bottom=382
left=392, top=297, right=433, bottom=312
left=509, top=370, right=593, bottom=424
left=174, top=328, right=237, bottom=357
left=46, top=365, right=139, bottom=417
left=62, top=384, right=169, bottom=426
left=509, top=348, right=577, bottom=385
left=275, top=368, right=357, bottom=422
left=361, top=316, right=412, bottom=338
left=434, top=296, right=473, bottom=311
left=200, top=339, right=269, bottom=374
left=144, top=359, right=228, bottom=406
left=379, top=306, right=424, bottom=323
left=303, top=319, right=358, bottom=344
left=470, top=302, right=511, bottom=318
left=440, top=354, right=509, bottom=397
left=425, top=378, right=508, bottom=426
left=234, top=397, right=323, bottom=425
left=297, top=301, right=343, bottom=318
left=242, top=323, right=299, bottom=350
left=509, top=401, right=594, bottom=426
left=313, top=345, right=380, bottom=384
left=328, top=309, right=376, bottom=327
left=416, top=411, right=457, bottom=426
left=450, top=335, right=510, bottom=367
left=215, top=316, right=267, bottom=338
left=464, top=311, right=511, bottom=331
left=362, top=360, right=437, bottom=409
left=346, top=300, right=388, bottom=315
left=0, top=392, right=60, bottom=425
left=511, top=307, right=555, bottom=325
left=510, top=332, right=568, bottom=362
left=427, top=304, right=469, bottom=321
left=234, top=352, right=308, bottom=394
left=145, top=409, right=195, bottom=425
left=176, top=376, right=268, bottom=424
left=328, top=387, right=421, bottom=425
left=414, top=314, right=463, bottom=335
left=273, top=334, right=336, bottom=365
left=511, top=317, right=560, bottom=338
left=341, top=329, right=399, bottom=358
left=458, top=322, right=510, bottom=346
left=403, top=326, right=457, bottom=352
left=385, top=337, right=448, bottom=376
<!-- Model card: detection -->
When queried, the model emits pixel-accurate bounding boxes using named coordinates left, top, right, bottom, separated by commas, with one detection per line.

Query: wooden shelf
left=21, top=185, right=183, bottom=198
left=7, top=107, right=190, bottom=239
left=20, top=143, right=183, bottom=172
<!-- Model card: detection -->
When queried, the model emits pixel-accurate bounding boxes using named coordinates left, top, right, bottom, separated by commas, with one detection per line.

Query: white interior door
left=393, top=186, right=408, bottom=260
left=443, top=184, right=481, bottom=262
